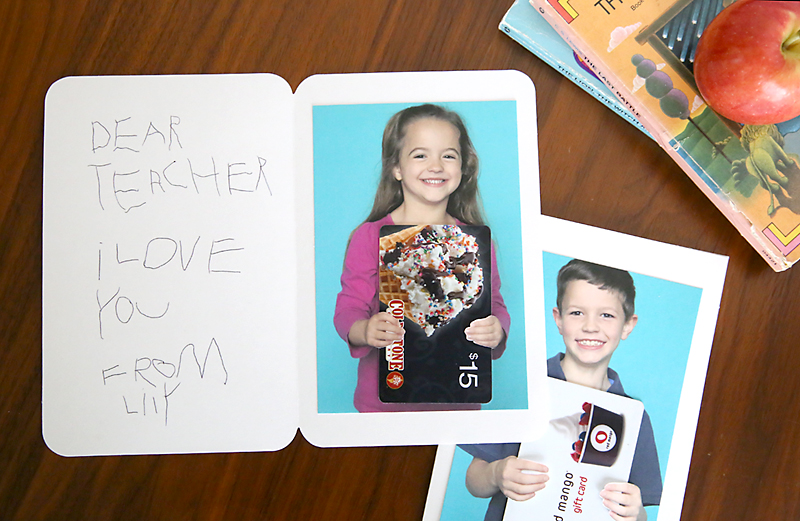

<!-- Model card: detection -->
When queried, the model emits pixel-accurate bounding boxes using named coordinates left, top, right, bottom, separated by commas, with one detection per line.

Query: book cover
left=41, top=70, right=550, bottom=455
left=422, top=215, right=728, bottom=521
left=500, top=0, right=652, bottom=137
left=530, top=0, right=800, bottom=271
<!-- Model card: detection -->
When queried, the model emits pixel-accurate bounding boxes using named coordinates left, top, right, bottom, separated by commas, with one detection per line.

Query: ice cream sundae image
left=379, top=224, right=484, bottom=336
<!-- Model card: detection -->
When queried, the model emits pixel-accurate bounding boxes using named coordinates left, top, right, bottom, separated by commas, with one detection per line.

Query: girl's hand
left=465, top=315, right=504, bottom=348
left=349, top=312, right=404, bottom=348
left=600, top=482, right=647, bottom=521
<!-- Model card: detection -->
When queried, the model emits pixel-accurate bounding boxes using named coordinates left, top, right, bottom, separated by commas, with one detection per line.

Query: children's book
left=41, top=70, right=550, bottom=456
left=500, top=0, right=652, bottom=138
left=530, top=0, right=800, bottom=271
left=422, top=215, right=728, bottom=521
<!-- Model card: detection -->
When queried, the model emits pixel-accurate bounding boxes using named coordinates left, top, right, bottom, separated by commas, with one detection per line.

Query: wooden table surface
left=2, top=1, right=799, bottom=519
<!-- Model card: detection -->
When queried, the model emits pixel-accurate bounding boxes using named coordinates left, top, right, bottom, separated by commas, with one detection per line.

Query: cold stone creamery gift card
left=378, top=224, right=492, bottom=404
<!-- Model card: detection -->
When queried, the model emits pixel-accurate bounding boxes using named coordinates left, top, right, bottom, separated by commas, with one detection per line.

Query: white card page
left=42, top=74, right=299, bottom=455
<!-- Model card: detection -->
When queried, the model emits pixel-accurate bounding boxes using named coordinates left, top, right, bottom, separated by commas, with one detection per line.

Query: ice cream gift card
left=378, top=224, right=492, bottom=403
left=502, top=379, right=644, bottom=521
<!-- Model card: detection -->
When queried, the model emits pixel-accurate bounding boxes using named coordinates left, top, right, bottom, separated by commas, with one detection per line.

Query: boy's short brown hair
left=556, top=259, right=636, bottom=321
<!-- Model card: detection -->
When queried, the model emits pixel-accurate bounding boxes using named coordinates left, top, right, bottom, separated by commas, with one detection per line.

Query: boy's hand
left=491, top=456, right=549, bottom=501
left=600, top=482, right=646, bottom=521
left=465, top=315, right=504, bottom=348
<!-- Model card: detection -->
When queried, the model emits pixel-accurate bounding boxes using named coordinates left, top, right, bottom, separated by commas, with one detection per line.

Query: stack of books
left=502, top=0, right=800, bottom=271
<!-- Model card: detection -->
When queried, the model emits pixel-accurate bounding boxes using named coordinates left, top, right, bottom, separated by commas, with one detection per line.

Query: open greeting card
left=42, top=70, right=549, bottom=455
left=423, top=216, right=728, bottom=521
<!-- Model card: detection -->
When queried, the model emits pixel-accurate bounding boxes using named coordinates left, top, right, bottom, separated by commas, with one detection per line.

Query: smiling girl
left=333, top=104, right=510, bottom=412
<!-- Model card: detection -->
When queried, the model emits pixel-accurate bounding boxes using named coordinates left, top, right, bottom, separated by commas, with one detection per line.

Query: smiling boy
left=461, top=259, right=662, bottom=521
left=555, top=260, right=637, bottom=392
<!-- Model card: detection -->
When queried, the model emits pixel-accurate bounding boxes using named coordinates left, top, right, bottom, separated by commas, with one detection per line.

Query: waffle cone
left=379, top=224, right=428, bottom=253
left=378, top=267, right=414, bottom=320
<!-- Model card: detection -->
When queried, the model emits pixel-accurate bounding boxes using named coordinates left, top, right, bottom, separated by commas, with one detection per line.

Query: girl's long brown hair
left=364, top=104, right=486, bottom=226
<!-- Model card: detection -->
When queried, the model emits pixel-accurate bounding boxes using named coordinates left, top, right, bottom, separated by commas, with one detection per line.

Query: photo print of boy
left=425, top=215, right=725, bottom=521
left=460, top=259, right=661, bottom=521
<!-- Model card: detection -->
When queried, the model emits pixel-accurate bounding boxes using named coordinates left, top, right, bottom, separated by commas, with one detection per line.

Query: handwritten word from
left=102, top=337, right=228, bottom=426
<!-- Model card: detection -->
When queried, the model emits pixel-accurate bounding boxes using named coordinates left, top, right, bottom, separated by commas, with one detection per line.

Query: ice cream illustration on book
left=379, top=224, right=484, bottom=336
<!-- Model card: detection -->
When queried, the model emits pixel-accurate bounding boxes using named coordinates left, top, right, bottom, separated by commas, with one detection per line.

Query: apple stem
left=784, top=30, right=800, bottom=55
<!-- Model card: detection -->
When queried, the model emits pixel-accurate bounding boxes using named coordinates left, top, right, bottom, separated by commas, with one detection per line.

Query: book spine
left=528, top=0, right=789, bottom=271
left=498, top=13, right=651, bottom=137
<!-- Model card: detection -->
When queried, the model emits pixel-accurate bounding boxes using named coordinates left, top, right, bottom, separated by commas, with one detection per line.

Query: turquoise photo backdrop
left=313, top=100, right=529, bottom=413
left=439, top=252, right=703, bottom=520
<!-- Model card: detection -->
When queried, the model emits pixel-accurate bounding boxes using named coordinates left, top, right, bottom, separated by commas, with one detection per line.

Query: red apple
left=694, top=0, right=800, bottom=125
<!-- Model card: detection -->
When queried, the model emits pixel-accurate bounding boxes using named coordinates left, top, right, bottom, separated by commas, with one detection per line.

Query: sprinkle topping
left=381, top=225, right=483, bottom=336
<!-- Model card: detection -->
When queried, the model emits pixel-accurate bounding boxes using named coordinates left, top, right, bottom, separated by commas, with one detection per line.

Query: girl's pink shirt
left=333, top=214, right=511, bottom=412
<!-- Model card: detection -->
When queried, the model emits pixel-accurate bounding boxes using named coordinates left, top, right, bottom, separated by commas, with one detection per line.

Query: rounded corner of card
left=260, top=72, right=293, bottom=94
left=507, top=69, right=536, bottom=92
left=44, top=76, right=79, bottom=109
left=41, top=424, right=76, bottom=458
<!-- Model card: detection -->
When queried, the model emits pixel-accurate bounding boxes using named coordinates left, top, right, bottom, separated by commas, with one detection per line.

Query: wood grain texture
left=2, top=0, right=799, bottom=519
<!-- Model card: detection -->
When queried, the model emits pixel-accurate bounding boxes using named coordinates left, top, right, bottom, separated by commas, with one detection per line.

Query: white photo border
left=295, top=70, right=549, bottom=447
left=423, top=215, right=728, bottom=520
